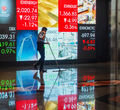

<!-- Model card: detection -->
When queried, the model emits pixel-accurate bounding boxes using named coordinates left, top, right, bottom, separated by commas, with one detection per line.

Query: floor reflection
left=0, top=91, right=15, bottom=109
left=77, top=70, right=95, bottom=110
left=34, top=71, right=45, bottom=110
left=0, top=79, right=16, bottom=109
left=15, top=68, right=77, bottom=110
left=0, top=63, right=120, bottom=110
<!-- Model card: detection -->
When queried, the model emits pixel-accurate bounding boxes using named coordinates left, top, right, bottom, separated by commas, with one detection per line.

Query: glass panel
left=118, top=0, right=120, bottom=62
left=110, top=0, right=117, bottom=80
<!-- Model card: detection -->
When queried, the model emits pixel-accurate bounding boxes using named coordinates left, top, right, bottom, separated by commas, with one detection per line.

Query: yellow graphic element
left=38, top=0, right=58, bottom=27
left=45, top=101, right=57, bottom=110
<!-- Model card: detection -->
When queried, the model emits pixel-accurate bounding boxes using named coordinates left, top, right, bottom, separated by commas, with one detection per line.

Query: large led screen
left=0, top=0, right=97, bottom=62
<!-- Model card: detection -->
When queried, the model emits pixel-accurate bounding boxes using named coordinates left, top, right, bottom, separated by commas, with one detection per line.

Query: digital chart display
left=0, top=0, right=96, bottom=62
left=38, top=28, right=77, bottom=60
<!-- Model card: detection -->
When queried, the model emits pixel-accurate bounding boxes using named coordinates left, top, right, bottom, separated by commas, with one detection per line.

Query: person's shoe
left=33, top=63, right=37, bottom=69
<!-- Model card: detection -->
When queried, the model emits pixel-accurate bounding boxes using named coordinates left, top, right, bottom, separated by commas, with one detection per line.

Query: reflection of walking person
left=33, top=71, right=45, bottom=110
left=34, top=27, right=49, bottom=72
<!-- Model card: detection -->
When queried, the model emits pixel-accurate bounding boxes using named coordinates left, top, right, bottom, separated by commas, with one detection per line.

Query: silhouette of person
left=34, top=27, right=49, bottom=72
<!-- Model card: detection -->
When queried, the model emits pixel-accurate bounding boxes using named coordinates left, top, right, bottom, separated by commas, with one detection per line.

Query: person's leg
left=33, top=49, right=43, bottom=69
left=34, top=43, right=45, bottom=71
left=38, top=49, right=42, bottom=65
left=39, top=47, right=45, bottom=71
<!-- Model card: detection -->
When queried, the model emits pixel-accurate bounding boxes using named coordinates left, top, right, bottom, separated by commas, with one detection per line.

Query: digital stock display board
left=16, top=0, right=38, bottom=30
left=78, top=0, right=96, bottom=59
left=58, top=0, right=78, bottom=32
left=0, top=0, right=16, bottom=61
left=0, top=0, right=96, bottom=62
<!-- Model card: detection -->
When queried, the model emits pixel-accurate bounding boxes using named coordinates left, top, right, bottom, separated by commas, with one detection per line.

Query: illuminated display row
left=0, top=0, right=96, bottom=61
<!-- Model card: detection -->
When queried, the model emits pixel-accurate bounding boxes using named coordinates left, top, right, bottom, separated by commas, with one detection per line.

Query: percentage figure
left=0, top=49, right=16, bottom=54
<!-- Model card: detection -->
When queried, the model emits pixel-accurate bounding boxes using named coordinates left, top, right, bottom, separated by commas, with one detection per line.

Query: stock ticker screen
left=0, top=0, right=96, bottom=62
left=0, top=0, right=16, bottom=61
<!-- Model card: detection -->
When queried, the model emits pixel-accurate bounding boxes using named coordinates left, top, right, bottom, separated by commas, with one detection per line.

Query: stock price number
left=64, top=18, right=77, bottom=23
left=64, top=24, right=77, bottom=30
left=81, top=33, right=95, bottom=38
left=0, top=49, right=16, bottom=55
left=23, top=22, right=38, bottom=28
left=0, top=80, right=15, bottom=86
left=20, top=15, right=37, bottom=21
left=17, top=8, right=37, bottom=13
left=0, top=42, right=15, bottom=47
left=83, top=40, right=95, bottom=44
left=83, top=46, right=95, bottom=51
left=0, top=91, right=15, bottom=99
left=0, top=34, right=15, bottom=40
left=59, top=11, right=77, bottom=17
